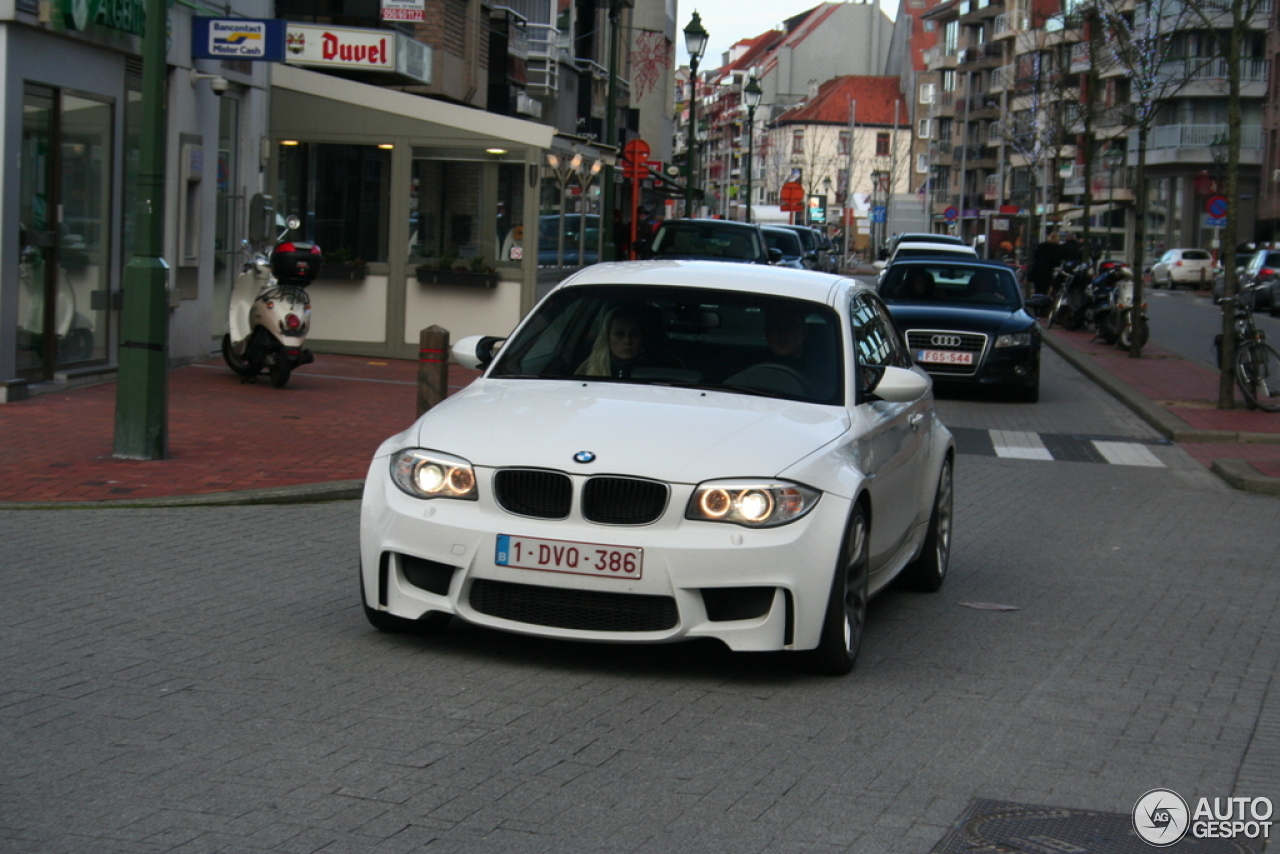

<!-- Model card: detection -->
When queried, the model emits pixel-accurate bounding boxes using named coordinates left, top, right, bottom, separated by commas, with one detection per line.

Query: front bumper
left=359, top=463, right=853, bottom=652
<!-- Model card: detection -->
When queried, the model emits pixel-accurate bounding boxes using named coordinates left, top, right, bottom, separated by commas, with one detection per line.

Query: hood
left=885, top=303, right=1035, bottom=336
left=388, top=379, right=850, bottom=483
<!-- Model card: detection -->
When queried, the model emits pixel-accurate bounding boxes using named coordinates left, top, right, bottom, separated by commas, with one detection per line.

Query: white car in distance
left=359, top=261, right=955, bottom=674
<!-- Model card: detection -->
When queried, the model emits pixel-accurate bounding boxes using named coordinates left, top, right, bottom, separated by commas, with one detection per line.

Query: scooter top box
left=270, top=242, right=323, bottom=282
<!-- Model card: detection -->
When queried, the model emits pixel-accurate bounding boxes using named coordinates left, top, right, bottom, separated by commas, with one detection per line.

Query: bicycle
left=1216, top=291, right=1280, bottom=411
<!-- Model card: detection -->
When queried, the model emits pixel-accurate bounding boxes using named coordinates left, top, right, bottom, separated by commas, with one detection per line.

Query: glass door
left=17, top=86, right=55, bottom=380
left=16, top=85, right=112, bottom=380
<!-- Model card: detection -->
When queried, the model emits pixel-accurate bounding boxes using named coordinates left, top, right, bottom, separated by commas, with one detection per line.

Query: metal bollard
left=417, top=325, right=450, bottom=418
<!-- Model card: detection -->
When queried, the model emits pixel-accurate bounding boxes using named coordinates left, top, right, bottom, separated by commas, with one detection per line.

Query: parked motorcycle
left=221, top=215, right=319, bottom=388
left=1094, top=263, right=1149, bottom=348
left=1047, top=260, right=1093, bottom=330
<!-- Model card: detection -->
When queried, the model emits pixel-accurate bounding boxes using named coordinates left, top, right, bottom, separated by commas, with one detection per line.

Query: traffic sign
left=780, top=181, right=805, bottom=212
left=871, top=206, right=887, bottom=224
left=1206, top=195, right=1228, bottom=219
left=622, top=139, right=651, bottom=178
left=944, top=206, right=958, bottom=221
left=1204, top=215, right=1227, bottom=229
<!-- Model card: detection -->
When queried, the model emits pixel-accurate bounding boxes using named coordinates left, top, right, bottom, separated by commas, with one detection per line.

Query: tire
left=1117, top=311, right=1150, bottom=350
left=268, top=358, right=292, bottom=389
left=806, top=505, right=870, bottom=676
left=899, top=458, right=954, bottom=592
left=1235, top=342, right=1280, bottom=412
left=221, top=332, right=257, bottom=378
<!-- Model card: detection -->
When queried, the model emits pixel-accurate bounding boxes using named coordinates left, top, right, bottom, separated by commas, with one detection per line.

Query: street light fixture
left=684, top=11, right=708, bottom=218
left=743, top=74, right=763, bottom=223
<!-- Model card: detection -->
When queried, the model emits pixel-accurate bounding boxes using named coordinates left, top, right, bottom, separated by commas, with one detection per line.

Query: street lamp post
left=576, top=158, right=603, bottom=266
left=1210, top=135, right=1227, bottom=266
left=1103, top=144, right=1125, bottom=262
left=547, top=153, right=581, bottom=267
left=743, top=75, right=762, bottom=224
left=683, top=11, right=708, bottom=218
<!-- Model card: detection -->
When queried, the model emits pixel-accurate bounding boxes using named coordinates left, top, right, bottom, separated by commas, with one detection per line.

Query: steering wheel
left=725, top=363, right=813, bottom=397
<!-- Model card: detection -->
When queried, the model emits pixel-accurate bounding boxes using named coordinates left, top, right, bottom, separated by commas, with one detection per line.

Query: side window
left=849, top=293, right=911, bottom=399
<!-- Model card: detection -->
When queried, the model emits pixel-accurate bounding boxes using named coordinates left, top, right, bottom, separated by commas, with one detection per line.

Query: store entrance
left=16, top=84, right=112, bottom=382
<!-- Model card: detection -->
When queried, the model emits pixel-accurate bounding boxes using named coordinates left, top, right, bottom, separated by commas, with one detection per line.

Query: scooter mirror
left=248, top=194, right=275, bottom=243
left=285, top=216, right=301, bottom=232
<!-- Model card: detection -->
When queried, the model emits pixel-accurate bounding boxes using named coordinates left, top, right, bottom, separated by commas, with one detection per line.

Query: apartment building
left=920, top=0, right=1268, bottom=263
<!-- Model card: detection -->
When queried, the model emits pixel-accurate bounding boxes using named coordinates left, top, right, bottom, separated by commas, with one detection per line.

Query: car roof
left=893, top=242, right=977, bottom=254
left=884, top=257, right=1016, bottom=273
left=555, top=260, right=860, bottom=303
left=893, top=232, right=965, bottom=245
left=656, top=218, right=759, bottom=230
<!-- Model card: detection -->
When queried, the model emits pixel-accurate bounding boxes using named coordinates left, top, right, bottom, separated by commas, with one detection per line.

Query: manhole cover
left=931, top=799, right=1265, bottom=853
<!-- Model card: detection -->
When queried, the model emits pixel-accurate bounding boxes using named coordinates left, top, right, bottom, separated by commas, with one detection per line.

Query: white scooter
left=17, top=241, right=96, bottom=364
left=221, top=215, right=319, bottom=388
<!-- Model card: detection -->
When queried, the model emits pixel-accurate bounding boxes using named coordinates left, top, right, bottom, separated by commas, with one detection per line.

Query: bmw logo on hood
left=573, top=451, right=596, bottom=464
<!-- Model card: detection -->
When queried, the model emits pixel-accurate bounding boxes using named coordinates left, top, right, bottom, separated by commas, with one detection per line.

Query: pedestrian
left=1028, top=230, right=1062, bottom=296
left=1060, top=231, right=1083, bottom=265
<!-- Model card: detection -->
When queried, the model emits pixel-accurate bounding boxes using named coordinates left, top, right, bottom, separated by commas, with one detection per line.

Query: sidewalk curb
left=0, top=479, right=365, bottom=511
left=1210, top=459, right=1280, bottom=496
left=1043, top=330, right=1280, bottom=494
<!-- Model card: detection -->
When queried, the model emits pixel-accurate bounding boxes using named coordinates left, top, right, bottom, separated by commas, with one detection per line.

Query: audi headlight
left=994, top=332, right=1033, bottom=349
left=391, top=449, right=478, bottom=500
left=686, top=480, right=821, bottom=528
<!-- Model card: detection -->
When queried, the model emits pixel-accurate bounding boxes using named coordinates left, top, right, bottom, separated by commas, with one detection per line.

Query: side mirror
left=767, top=247, right=783, bottom=264
left=873, top=260, right=887, bottom=271
left=452, top=334, right=506, bottom=370
left=864, top=365, right=931, bottom=403
left=248, top=193, right=275, bottom=244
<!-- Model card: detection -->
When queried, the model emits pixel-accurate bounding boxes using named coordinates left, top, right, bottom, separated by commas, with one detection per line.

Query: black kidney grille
left=582, top=477, right=669, bottom=524
left=493, top=469, right=572, bottom=519
left=469, top=579, right=678, bottom=632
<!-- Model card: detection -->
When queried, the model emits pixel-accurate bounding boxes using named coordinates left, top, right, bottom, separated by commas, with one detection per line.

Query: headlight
left=686, top=480, right=821, bottom=528
left=391, top=449, right=478, bottom=500
left=994, top=332, right=1033, bottom=348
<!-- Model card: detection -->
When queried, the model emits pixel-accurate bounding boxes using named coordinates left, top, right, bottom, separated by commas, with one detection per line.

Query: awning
left=270, top=64, right=556, bottom=152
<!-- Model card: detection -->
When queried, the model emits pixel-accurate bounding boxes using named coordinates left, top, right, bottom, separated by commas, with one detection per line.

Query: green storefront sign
left=63, top=0, right=146, bottom=36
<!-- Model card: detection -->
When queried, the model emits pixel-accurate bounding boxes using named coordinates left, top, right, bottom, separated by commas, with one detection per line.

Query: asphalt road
left=1146, top=286, right=1280, bottom=370
left=3, top=349, right=1279, bottom=853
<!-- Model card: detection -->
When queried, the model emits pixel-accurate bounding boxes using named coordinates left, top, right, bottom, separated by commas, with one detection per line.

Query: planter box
left=320, top=264, right=368, bottom=281
left=416, top=267, right=499, bottom=289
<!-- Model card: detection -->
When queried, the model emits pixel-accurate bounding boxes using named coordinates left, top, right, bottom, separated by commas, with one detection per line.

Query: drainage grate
left=932, top=799, right=1265, bottom=854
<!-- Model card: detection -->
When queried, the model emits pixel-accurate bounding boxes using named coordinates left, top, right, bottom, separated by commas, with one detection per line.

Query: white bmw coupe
left=360, top=261, right=954, bottom=674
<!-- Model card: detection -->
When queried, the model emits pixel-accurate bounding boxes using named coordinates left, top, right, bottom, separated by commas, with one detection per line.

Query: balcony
left=525, top=22, right=560, bottom=94
left=990, top=64, right=1015, bottom=92
left=1062, top=164, right=1135, bottom=198
left=1140, top=123, right=1264, bottom=168
left=992, top=9, right=1027, bottom=38
left=925, top=45, right=960, bottom=70
left=1158, top=57, right=1269, bottom=97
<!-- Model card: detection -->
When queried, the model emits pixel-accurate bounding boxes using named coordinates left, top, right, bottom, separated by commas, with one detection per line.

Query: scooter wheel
left=221, top=333, right=257, bottom=378
left=268, top=359, right=292, bottom=389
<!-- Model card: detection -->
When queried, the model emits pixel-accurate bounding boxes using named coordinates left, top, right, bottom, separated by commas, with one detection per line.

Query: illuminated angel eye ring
left=699, top=488, right=732, bottom=518
left=736, top=489, right=774, bottom=523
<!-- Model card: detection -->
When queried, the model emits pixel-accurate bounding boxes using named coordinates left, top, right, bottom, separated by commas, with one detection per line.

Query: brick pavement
left=0, top=356, right=478, bottom=504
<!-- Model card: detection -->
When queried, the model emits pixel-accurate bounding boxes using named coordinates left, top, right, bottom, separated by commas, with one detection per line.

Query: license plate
left=916, top=349, right=974, bottom=365
left=496, top=534, right=643, bottom=579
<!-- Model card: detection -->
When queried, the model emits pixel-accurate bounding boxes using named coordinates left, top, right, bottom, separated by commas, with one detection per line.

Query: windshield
left=490, top=284, right=844, bottom=404
left=764, top=230, right=803, bottom=256
left=650, top=222, right=765, bottom=263
left=880, top=264, right=1022, bottom=308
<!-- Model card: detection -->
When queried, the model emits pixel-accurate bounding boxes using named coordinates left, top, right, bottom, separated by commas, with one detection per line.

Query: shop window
left=277, top=142, right=390, bottom=264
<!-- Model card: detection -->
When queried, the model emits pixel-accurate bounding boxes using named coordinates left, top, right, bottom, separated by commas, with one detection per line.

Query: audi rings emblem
left=930, top=334, right=963, bottom=348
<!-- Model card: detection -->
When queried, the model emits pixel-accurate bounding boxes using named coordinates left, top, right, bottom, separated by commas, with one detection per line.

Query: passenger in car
left=576, top=303, right=677, bottom=379
left=903, top=269, right=937, bottom=300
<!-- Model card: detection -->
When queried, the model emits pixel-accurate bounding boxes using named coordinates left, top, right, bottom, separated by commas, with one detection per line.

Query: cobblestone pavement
left=4, top=351, right=1280, bottom=853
